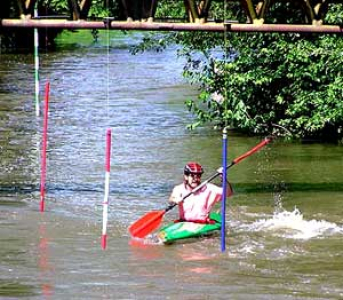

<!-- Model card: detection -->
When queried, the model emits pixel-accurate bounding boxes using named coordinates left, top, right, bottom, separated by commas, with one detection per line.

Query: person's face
left=184, top=173, right=202, bottom=189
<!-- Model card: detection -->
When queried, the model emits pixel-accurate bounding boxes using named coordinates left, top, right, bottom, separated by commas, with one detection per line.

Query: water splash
left=129, top=235, right=163, bottom=247
left=248, top=207, right=343, bottom=240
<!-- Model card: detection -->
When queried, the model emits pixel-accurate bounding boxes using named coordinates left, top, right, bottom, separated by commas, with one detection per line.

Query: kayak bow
left=157, top=212, right=221, bottom=244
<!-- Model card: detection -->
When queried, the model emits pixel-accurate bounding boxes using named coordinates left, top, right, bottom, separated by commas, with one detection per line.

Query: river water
left=0, top=31, right=342, bottom=299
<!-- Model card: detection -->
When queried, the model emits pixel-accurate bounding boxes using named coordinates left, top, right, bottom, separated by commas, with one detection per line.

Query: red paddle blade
left=129, top=210, right=166, bottom=238
left=233, top=137, right=272, bottom=165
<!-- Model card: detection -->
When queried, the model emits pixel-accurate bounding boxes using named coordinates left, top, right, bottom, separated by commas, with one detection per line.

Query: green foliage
left=130, top=32, right=177, bottom=54
left=155, top=1, right=186, bottom=20
left=88, top=0, right=111, bottom=18
left=175, top=4, right=343, bottom=142
left=44, top=0, right=69, bottom=13
left=45, top=0, right=112, bottom=18
left=326, top=3, right=343, bottom=25
left=182, top=30, right=343, bottom=141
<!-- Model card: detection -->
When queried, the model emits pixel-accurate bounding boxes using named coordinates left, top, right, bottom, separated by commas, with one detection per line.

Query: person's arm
left=216, top=167, right=234, bottom=197
left=168, top=186, right=183, bottom=205
left=226, top=180, right=234, bottom=197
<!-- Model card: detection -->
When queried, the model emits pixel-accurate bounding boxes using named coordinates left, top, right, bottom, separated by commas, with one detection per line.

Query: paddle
left=129, top=136, right=273, bottom=238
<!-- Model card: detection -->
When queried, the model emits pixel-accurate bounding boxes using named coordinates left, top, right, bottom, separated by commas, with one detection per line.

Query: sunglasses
left=185, top=173, right=202, bottom=178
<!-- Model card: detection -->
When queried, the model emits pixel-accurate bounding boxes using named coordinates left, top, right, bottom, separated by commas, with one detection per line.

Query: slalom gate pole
left=40, top=81, right=50, bottom=212
left=221, top=127, right=228, bottom=252
left=34, top=6, right=40, bottom=116
left=101, top=128, right=112, bottom=249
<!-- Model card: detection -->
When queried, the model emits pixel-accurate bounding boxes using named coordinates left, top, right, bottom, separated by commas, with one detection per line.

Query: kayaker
left=168, top=162, right=233, bottom=224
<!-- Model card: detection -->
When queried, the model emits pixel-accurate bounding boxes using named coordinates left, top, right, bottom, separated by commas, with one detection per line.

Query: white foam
left=247, top=207, right=343, bottom=240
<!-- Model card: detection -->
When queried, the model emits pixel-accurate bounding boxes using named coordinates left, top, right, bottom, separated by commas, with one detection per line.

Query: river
left=0, top=31, right=343, bottom=299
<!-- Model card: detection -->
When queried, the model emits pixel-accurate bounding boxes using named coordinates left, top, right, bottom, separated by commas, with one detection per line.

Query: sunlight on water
left=129, top=235, right=163, bottom=246
left=249, top=207, right=343, bottom=240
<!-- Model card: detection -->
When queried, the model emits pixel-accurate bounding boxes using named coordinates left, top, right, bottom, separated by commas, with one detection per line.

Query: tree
left=184, top=31, right=343, bottom=142
left=133, top=3, right=343, bottom=142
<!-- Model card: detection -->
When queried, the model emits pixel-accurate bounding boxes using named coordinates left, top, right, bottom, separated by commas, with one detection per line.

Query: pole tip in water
left=101, top=234, right=107, bottom=250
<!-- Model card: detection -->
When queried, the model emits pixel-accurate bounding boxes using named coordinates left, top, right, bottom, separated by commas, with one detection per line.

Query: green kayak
left=157, top=212, right=221, bottom=244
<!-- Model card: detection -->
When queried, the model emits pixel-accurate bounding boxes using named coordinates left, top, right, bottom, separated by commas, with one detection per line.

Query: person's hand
left=169, top=195, right=183, bottom=204
left=217, top=167, right=224, bottom=174
left=174, top=197, right=184, bottom=204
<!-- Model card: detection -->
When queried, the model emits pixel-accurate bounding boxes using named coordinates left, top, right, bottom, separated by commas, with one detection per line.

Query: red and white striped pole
left=40, top=81, right=50, bottom=212
left=101, top=128, right=112, bottom=249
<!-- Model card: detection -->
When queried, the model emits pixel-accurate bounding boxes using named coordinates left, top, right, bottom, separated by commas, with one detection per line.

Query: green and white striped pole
left=34, top=5, right=40, bottom=116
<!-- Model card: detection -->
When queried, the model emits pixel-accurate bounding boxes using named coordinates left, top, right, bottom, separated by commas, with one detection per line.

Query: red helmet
left=184, top=162, right=204, bottom=175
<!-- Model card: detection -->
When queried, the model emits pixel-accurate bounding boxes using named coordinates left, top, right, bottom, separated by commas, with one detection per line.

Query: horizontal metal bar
left=225, top=23, right=343, bottom=34
left=1, top=19, right=342, bottom=34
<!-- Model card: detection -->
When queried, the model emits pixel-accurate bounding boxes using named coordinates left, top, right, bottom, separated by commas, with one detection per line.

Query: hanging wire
left=106, top=20, right=110, bottom=121
left=223, top=0, right=229, bottom=127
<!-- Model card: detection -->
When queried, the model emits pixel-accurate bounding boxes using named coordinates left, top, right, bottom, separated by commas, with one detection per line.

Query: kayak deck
left=157, top=212, right=221, bottom=244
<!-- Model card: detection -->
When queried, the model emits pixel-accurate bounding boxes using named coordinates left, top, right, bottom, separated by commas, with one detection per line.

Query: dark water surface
left=1, top=32, right=343, bottom=299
